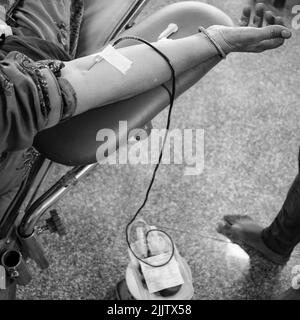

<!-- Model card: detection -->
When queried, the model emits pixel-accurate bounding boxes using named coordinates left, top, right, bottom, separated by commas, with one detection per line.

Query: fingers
left=216, top=221, right=231, bottom=237
left=258, top=25, right=291, bottom=41
left=216, top=221, right=239, bottom=242
left=274, top=16, right=285, bottom=26
left=265, top=11, right=276, bottom=25
left=253, top=3, right=265, bottom=27
left=239, top=5, right=252, bottom=26
left=256, top=37, right=285, bottom=52
left=254, top=8, right=288, bottom=53
left=253, top=25, right=291, bottom=52
left=240, top=3, right=286, bottom=29
left=265, top=12, right=286, bottom=27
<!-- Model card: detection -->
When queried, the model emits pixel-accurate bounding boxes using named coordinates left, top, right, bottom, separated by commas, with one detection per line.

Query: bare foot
left=217, top=215, right=290, bottom=265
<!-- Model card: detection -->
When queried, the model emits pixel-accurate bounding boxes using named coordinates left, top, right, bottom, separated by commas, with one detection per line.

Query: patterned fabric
left=69, top=0, right=84, bottom=58
left=0, top=46, right=75, bottom=204
left=14, top=52, right=52, bottom=117
left=57, top=77, right=77, bottom=121
left=0, top=0, right=84, bottom=58
left=0, top=0, right=21, bottom=26
left=0, top=0, right=83, bottom=221
left=0, top=0, right=18, bottom=16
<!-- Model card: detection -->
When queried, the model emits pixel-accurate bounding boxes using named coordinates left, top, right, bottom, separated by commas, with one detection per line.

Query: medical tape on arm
left=90, top=45, right=133, bottom=74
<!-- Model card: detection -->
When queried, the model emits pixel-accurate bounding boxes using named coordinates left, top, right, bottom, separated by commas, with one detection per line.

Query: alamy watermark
left=96, top=121, right=205, bottom=176
left=292, top=5, right=300, bottom=30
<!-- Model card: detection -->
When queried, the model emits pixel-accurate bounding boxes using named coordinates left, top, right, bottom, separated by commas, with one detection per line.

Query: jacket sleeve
left=0, top=51, right=69, bottom=153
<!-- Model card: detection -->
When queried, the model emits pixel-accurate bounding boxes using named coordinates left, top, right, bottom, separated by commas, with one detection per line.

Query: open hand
left=207, top=3, right=291, bottom=54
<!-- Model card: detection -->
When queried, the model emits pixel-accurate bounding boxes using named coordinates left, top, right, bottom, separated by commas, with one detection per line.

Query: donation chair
left=0, top=0, right=233, bottom=296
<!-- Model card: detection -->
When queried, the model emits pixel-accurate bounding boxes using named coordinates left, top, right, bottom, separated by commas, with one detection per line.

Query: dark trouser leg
left=262, top=155, right=300, bottom=257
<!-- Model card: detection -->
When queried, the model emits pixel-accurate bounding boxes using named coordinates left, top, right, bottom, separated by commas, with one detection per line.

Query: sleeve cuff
left=40, top=67, right=64, bottom=129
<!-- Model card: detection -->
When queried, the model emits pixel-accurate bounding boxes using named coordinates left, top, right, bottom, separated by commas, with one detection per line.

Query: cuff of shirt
left=40, top=67, right=63, bottom=129
left=57, top=77, right=77, bottom=122
left=40, top=68, right=77, bottom=128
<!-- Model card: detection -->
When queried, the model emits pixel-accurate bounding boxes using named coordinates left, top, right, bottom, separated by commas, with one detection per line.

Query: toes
left=253, top=3, right=265, bottom=28
left=216, top=221, right=242, bottom=243
left=216, top=221, right=232, bottom=237
left=265, top=11, right=275, bottom=25
left=223, top=214, right=252, bottom=226
left=239, top=6, right=252, bottom=26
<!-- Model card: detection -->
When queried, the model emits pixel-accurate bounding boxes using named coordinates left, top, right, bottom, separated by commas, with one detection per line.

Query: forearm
left=61, top=33, right=220, bottom=115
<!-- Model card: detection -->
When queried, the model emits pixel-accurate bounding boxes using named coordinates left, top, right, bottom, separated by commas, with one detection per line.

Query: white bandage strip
left=90, top=45, right=133, bottom=74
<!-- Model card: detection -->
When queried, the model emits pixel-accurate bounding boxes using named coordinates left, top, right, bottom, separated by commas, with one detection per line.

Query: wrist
left=198, top=27, right=228, bottom=59
left=206, top=27, right=234, bottom=55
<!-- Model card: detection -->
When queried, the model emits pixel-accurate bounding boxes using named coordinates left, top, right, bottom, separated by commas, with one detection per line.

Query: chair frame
left=0, top=0, right=150, bottom=283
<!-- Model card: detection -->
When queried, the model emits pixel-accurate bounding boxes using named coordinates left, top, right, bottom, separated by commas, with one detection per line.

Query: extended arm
left=61, top=33, right=222, bottom=114
left=61, top=21, right=291, bottom=116
left=0, top=4, right=292, bottom=153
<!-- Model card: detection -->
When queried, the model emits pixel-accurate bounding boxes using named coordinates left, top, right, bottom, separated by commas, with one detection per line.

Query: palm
left=207, top=3, right=291, bottom=54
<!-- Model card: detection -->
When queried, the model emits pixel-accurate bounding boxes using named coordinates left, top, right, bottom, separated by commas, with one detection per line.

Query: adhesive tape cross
left=100, top=45, right=133, bottom=75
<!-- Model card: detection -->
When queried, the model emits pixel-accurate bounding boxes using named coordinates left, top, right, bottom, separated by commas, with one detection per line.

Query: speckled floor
left=18, top=0, right=300, bottom=300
